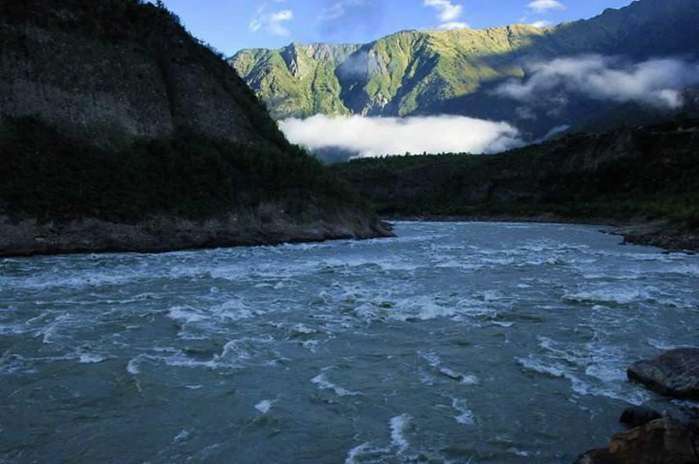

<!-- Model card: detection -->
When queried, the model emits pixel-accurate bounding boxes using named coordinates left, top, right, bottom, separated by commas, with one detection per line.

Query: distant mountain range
left=231, top=0, right=699, bottom=139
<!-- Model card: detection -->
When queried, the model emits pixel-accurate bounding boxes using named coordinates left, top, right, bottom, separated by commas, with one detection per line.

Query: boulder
left=619, top=406, right=662, bottom=428
left=574, top=418, right=699, bottom=464
left=628, top=349, right=699, bottom=399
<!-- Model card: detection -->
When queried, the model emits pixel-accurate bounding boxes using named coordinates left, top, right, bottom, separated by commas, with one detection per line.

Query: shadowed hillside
left=332, top=118, right=699, bottom=250
left=0, top=0, right=390, bottom=256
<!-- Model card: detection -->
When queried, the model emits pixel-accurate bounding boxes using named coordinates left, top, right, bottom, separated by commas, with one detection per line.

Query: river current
left=1, top=222, right=698, bottom=463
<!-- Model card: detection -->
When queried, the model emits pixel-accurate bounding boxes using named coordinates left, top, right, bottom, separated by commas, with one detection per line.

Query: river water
left=1, top=222, right=698, bottom=463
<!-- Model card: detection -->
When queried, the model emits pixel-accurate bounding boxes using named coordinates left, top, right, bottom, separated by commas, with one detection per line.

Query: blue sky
left=159, top=0, right=634, bottom=55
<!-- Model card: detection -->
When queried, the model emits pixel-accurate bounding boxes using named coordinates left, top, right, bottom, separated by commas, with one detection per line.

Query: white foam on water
left=648, top=339, right=698, bottom=350
left=254, top=399, right=276, bottom=414
left=451, top=398, right=476, bottom=426
left=563, top=286, right=654, bottom=305
left=127, top=356, right=144, bottom=374
left=518, top=337, right=651, bottom=405
left=311, top=370, right=360, bottom=397
left=167, top=306, right=207, bottom=324
left=173, top=430, right=190, bottom=443
left=344, top=443, right=372, bottom=464
left=290, top=323, right=317, bottom=336
left=78, top=353, right=106, bottom=364
left=491, top=321, right=514, bottom=328
left=389, top=414, right=412, bottom=454
left=516, top=356, right=567, bottom=378
left=390, top=296, right=459, bottom=321
left=419, top=351, right=479, bottom=385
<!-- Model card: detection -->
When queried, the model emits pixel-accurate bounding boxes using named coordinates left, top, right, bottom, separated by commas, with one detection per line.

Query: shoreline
left=2, top=214, right=696, bottom=259
left=384, top=215, right=699, bottom=253
left=0, top=214, right=394, bottom=259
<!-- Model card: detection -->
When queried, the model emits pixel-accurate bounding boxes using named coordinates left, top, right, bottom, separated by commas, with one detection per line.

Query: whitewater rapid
left=1, top=222, right=698, bottom=463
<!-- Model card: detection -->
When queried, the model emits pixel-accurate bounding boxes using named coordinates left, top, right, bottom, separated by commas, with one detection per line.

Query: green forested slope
left=232, top=0, right=699, bottom=136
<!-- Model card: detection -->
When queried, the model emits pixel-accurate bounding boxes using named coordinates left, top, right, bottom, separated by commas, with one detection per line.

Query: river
left=1, top=222, right=698, bottom=463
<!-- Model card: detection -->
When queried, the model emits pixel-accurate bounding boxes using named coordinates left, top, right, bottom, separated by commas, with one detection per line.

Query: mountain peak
left=231, top=0, right=699, bottom=127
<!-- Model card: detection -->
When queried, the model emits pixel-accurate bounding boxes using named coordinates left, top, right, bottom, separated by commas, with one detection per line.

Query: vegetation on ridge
left=232, top=0, right=699, bottom=137
left=0, top=117, right=365, bottom=223
left=332, top=118, right=699, bottom=229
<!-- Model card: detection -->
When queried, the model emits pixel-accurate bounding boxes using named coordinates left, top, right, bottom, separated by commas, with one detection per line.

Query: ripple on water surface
left=1, top=222, right=698, bottom=464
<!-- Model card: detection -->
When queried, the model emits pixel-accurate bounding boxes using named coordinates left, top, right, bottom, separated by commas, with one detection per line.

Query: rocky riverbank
left=0, top=210, right=393, bottom=258
left=615, top=222, right=699, bottom=253
left=576, top=349, right=699, bottom=463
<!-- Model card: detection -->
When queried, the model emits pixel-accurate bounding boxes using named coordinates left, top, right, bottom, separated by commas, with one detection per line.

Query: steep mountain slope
left=232, top=0, right=699, bottom=136
left=0, top=0, right=390, bottom=257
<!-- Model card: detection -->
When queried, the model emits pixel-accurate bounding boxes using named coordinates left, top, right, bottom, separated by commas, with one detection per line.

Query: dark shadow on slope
left=413, top=0, right=699, bottom=137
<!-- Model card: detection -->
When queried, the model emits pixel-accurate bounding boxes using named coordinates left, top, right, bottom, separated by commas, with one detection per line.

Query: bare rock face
left=628, top=349, right=699, bottom=399
left=574, top=418, right=699, bottom=464
left=619, top=406, right=662, bottom=428
left=0, top=0, right=283, bottom=148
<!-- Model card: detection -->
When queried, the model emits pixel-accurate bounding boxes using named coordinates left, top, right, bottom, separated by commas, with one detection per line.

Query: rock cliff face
left=575, top=418, right=699, bottom=464
left=0, top=0, right=282, bottom=147
left=0, top=0, right=391, bottom=256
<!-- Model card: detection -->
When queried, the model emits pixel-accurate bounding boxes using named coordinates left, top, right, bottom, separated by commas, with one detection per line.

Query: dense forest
left=333, top=119, right=699, bottom=229
left=0, top=116, right=365, bottom=224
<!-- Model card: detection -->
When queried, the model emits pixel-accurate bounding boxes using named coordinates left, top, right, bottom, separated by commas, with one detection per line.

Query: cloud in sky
left=496, top=55, right=699, bottom=109
left=424, top=0, right=468, bottom=30
left=529, top=20, right=552, bottom=28
left=527, top=0, right=566, bottom=13
left=279, top=115, right=523, bottom=157
left=249, top=6, right=294, bottom=37
left=318, top=0, right=383, bottom=39
left=320, top=0, right=367, bottom=21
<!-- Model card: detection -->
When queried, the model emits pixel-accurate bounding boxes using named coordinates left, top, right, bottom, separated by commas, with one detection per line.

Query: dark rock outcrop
left=0, top=208, right=392, bottom=257
left=628, top=349, right=699, bottom=399
left=0, top=0, right=282, bottom=147
left=620, top=406, right=663, bottom=428
left=574, top=418, right=699, bottom=464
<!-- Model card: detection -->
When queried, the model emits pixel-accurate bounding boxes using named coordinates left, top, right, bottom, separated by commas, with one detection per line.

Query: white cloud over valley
left=496, top=55, right=699, bottom=109
left=279, top=115, right=523, bottom=157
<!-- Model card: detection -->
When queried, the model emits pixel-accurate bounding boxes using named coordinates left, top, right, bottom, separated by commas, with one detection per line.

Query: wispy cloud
left=320, top=0, right=367, bottom=21
left=496, top=55, right=699, bottom=109
left=249, top=5, right=294, bottom=37
left=527, top=0, right=565, bottom=13
left=317, top=0, right=383, bottom=39
left=279, top=115, right=523, bottom=157
left=424, top=0, right=468, bottom=29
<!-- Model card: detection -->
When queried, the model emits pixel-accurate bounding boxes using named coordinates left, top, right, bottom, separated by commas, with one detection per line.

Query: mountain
left=332, top=118, right=699, bottom=251
left=0, top=0, right=390, bottom=257
left=231, top=0, right=699, bottom=138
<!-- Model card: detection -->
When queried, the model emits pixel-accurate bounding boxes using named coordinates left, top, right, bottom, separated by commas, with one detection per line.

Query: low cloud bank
left=497, top=55, right=699, bottom=109
left=279, top=115, right=523, bottom=158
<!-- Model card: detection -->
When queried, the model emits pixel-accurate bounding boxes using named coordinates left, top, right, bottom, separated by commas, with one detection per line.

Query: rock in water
left=619, top=407, right=662, bottom=428
left=628, top=349, right=699, bottom=399
left=574, top=418, right=699, bottom=464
